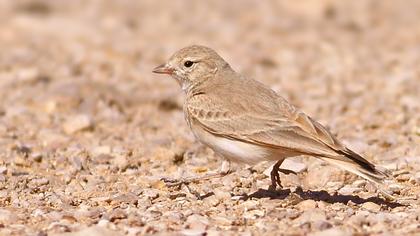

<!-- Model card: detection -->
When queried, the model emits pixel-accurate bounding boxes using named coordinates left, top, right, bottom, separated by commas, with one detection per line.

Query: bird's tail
left=319, top=156, right=394, bottom=200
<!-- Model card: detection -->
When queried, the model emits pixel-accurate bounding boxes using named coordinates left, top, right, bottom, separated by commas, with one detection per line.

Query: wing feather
left=186, top=93, right=338, bottom=157
left=186, top=90, right=378, bottom=172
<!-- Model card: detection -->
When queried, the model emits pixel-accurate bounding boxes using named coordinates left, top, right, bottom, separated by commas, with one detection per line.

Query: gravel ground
left=0, top=0, right=419, bottom=235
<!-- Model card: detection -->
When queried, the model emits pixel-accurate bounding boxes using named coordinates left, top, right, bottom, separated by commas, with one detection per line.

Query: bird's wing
left=187, top=93, right=329, bottom=154
left=186, top=91, right=375, bottom=170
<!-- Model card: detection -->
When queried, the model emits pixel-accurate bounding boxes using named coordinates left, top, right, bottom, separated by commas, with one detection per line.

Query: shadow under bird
left=153, top=45, right=393, bottom=200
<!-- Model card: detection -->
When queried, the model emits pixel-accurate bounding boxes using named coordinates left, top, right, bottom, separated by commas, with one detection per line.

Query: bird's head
left=153, top=45, right=230, bottom=91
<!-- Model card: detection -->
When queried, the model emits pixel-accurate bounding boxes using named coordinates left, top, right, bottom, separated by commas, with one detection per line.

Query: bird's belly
left=210, top=136, right=270, bottom=164
left=191, top=126, right=272, bottom=165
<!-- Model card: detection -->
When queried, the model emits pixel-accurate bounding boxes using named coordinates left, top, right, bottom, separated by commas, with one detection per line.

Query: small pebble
left=338, top=186, right=362, bottom=195
left=280, top=159, right=308, bottom=173
left=63, top=114, right=93, bottom=134
left=361, top=202, right=381, bottom=213
left=297, top=199, right=317, bottom=210
left=388, top=184, right=402, bottom=194
left=108, top=209, right=127, bottom=222
left=0, top=166, right=7, bottom=175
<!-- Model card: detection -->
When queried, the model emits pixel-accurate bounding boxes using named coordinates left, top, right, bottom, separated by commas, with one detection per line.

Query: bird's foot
left=269, top=170, right=283, bottom=191
left=269, top=160, right=298, bottom=191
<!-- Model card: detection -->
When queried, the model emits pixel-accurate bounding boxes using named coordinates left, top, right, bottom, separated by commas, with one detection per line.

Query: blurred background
left=0, top=0, right=419, bottom=235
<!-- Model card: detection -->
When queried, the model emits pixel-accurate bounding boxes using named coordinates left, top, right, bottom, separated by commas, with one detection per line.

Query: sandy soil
left=0, top=0, right=419, bottom=235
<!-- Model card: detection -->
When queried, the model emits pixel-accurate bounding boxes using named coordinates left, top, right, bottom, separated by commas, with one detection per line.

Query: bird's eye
left=184, top=61, right=194, bottom=68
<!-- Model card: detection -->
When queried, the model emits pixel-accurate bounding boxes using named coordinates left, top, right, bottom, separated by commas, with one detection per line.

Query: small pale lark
left=153, top=45, right=392, bottom=199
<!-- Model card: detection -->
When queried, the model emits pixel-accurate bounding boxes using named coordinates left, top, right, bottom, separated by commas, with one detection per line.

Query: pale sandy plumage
left=153, top=45, right=391, bottom=198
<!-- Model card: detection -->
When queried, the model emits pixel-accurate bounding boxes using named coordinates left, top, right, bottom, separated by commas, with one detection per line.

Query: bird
left=152, top=45, right=393, bottom=199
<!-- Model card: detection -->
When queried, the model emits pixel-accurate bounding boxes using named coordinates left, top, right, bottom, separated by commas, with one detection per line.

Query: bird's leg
left=269, top=160, right=283, bottom=190
left=163, top=160, right=231, bottom=187
left=269, top=159, right=298, bottom=190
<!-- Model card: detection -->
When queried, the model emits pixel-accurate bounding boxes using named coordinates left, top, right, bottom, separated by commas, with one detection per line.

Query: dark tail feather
left=336, top=148, right=391, bottom=179
left=319, top=151, right=394, bottom=200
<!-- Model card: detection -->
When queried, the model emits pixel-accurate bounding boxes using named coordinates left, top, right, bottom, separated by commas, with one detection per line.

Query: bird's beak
left=152, top=63, right=174, bottom=75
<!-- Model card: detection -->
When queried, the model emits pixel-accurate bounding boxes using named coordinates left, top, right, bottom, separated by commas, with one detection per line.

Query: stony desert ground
left=0, top=0, right=419, bottom=235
